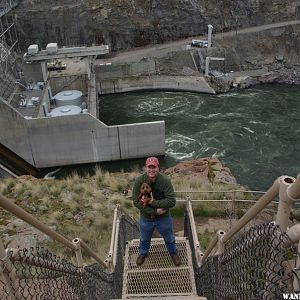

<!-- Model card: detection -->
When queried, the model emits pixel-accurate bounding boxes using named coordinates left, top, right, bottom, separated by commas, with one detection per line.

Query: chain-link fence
left=0, top=213, right=139, bottom=300
left=184, top=210, right=295, bottom=300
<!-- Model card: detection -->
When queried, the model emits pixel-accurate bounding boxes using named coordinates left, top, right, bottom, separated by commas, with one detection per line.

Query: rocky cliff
left=15, top=0, right=300, bottom=50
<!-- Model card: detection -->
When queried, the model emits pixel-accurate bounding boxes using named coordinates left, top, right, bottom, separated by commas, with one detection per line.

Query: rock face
left=215, top=24, right=300, bottom=72
left=259, top=66, right=300, bottom=84
left=164, top=157, right=237, bottom=185
left=15, top=0, right=300, bottom=51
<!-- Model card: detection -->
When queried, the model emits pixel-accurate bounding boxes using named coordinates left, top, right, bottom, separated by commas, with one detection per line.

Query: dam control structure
left=0, top=4, right=165, bottom=175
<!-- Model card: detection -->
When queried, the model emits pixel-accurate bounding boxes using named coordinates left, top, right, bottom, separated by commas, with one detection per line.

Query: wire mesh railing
left=184, top=212, right=296, bottom=299
left=198, top=223, right=295, bottom=300
left=0, top=212, right=139, bottom=300
left=184, top=173, right=300, bottom=299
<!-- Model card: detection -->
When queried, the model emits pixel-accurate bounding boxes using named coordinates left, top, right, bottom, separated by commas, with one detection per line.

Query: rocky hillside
left=15, top=0, right=300, bottom=50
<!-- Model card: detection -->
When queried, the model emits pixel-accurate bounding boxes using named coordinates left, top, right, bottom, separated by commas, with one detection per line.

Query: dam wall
left=95, top=61, right=156, bottom=80
left=97, top=75, right=215, bottom=95
left=0, top=99, right=165, bottom=168
left=95, top=59, right=215, bottom=95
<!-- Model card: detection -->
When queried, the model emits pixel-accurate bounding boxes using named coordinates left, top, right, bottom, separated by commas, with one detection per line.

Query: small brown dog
left=138, top=182, right=152, bottom=206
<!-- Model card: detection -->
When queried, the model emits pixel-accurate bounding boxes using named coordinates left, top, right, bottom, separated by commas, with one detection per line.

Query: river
left=97, top=84, right=299, bottom=190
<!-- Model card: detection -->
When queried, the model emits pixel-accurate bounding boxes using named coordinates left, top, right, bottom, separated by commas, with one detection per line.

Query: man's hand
left=156, top=208, right=167, bottom=215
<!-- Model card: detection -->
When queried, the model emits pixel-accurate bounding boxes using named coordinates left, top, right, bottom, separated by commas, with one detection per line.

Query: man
left=132, top=156, right=181, bottom=266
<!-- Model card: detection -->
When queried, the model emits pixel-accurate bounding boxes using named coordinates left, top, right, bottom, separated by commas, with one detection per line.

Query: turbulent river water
left=97, top=84, right=299, bottom=190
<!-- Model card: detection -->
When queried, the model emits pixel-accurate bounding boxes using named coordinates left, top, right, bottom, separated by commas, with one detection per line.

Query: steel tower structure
left=0, top=0, right=20, bottom=101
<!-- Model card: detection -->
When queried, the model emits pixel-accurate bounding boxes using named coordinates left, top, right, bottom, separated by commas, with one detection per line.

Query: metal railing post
left=72, top=238, right=83, bottom=267
left=275, top=176, right=297, bottom=231
left=105, top=257, right=114, bottom=273
left=0, top=238, right=20, bottom=300
left=215, top=230, right=226, bottom=255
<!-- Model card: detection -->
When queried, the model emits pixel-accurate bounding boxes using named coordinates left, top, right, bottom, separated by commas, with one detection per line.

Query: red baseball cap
left=146, top=157, right=159, bottom=167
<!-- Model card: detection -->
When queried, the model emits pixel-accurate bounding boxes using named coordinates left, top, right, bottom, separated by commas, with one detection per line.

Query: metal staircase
left=122, top=237, right=206, bottom=299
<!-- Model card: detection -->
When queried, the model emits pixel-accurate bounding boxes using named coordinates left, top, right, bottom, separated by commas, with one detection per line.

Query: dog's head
left=140, top=182, right=152, bottom=195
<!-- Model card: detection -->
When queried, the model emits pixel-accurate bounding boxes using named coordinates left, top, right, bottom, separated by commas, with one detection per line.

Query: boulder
left=164, top=157, right=237, bottom=185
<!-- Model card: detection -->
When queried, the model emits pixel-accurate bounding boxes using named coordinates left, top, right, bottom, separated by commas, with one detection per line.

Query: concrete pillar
left=85, top=57, right=91, bottom=80
left=205, top=57, right=210, bottom=76
left=40, top=61, right=48, bottom=82
left=208, top=24, right=213, bottom=49
left=205, top=57, right=225, bottom=76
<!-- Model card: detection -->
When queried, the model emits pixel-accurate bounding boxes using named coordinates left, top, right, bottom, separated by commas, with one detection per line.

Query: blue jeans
left=139, top=215, right=178, bottom=257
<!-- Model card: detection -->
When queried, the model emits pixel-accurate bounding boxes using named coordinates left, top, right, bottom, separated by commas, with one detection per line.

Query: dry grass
left=0, top=168, right=251, bottom=264
left=0, top=168, right=140, bottom=262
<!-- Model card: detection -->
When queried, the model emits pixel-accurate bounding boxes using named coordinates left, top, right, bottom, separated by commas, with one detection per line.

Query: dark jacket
left=132, top=173, right=176, bottom=220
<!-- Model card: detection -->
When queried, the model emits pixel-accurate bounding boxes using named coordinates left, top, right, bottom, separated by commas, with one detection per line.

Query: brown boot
left=136, top=255, right=148, bottom=266
left=171, top=254, right=181, bottom=266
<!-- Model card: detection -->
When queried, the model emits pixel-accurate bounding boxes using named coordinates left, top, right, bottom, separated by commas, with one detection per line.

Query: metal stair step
left=112, top=296, right=207, bottom=300
left=122, top=237, right=197, bottom=299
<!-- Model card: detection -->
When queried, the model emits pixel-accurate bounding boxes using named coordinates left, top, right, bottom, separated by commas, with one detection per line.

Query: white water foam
left=242, top=127, right=255, bottom=134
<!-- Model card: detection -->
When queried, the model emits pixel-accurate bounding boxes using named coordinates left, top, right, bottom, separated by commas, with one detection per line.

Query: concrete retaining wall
left=0, top=99, right=165, bottom=168
left=95, top=59, right=215, bottom=95
left=98, top=75, right=215, bottom=95
left=49, top=74, right=88, bottom=95
left=0, top=101, right=35, bottom=165
left=95, top=61, right=156, bottom=80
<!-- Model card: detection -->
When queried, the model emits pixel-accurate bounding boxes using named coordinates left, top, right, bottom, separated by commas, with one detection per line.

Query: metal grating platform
left=122, top=237, right=197, bottom=299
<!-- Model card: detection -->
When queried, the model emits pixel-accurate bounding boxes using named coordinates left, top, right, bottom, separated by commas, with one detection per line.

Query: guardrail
left=0, top=193, right=109, bottom=269
left=199, top=173, right=300, bottom=266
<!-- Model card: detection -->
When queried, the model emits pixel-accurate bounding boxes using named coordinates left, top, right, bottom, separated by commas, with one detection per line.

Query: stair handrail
left=105, top=204, right=127, bottom=272
left=186, top=196, right=203, bottom=266
left=0, top=193, right=109, bottom=269
left=201, top=173, right=300, bottom=264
